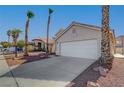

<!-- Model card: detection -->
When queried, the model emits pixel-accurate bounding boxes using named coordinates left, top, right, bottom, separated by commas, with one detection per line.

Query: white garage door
left=60, top=39, right=98, bottom=59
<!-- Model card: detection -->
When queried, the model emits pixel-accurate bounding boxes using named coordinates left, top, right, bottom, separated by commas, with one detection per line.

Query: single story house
left=32, top=38, right=55, bottom=53
left=55, top=21, right=116, bottom=60
left=115, top=35, right=124, bottom=54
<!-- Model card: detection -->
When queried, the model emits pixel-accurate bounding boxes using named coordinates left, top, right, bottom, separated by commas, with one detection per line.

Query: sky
left=0, top=5, right=124, bottom=42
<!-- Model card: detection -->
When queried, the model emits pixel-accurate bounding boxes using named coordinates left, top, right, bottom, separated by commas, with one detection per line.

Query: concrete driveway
left=4, top=56, right=95, bottom=87
left=0, top=54, right=17, bottom=87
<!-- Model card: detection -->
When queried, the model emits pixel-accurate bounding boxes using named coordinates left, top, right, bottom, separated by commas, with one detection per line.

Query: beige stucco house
left=55, top=21, right=116, bottom=60
left=32, top=38, right=55, bottom=53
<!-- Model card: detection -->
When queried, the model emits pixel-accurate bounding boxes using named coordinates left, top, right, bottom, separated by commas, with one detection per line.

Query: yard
left=4, top=52, right=47, bottom=66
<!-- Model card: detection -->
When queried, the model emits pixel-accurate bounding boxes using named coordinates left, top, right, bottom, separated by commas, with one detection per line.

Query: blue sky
left=0, top=5, right=124, bottom=42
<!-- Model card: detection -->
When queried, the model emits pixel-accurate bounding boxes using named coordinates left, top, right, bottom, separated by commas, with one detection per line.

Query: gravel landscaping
left=4, top=52, right=47, bottom=66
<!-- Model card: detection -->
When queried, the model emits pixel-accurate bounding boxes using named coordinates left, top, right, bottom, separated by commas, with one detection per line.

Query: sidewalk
left=0, top=54, right=17, bottom=87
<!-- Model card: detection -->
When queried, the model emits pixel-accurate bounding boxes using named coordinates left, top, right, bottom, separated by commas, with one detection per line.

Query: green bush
left=1, top=42, right=10, bottom=48
left=17, top=40, right=25, bottom=48
left=28, top=45, right=34, bottom=52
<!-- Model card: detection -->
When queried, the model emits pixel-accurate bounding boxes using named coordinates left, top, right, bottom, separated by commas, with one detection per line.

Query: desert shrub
left=28, top=45, right=34, bottom=52
left=17, top=40, right=25, bottom=48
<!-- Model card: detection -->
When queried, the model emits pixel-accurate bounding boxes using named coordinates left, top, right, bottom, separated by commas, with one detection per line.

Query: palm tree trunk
left=8, top=36, right=10, bottom=48
left=101, top=5, right=113, bottom=70
left=8, top=36, right=10, bottom=43
left=46, top=15, right=50, bottom=54
left=24, top=19, right=30, bottom=56
left=14, top=38, right=17, bottom=57
left=15, top=41, right=17, bottom=57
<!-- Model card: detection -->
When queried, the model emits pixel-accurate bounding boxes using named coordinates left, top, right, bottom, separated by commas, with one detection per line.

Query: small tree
left=10, top=29, right=22, bottom=57
left=7, top=30, right=11, bottom=45
left=17, top=40, right=25, bottom=48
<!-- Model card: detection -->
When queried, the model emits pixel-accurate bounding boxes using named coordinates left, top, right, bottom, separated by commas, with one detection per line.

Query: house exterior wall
left=33, top=41, right=40, bottom=50
left=55, top=25, right=102, bottom=58
left=51, top=43, right=55, bottom=53
left=116, top=36, right=124, bottom=47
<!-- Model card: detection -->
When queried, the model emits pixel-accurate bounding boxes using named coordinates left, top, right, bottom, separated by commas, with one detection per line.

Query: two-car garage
left=57, top=39, right=98, bottom=59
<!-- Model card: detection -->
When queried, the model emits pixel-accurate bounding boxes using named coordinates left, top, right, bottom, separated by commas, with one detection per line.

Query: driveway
left=4, top=56, right=95, bottom=87
left=0, top=54, right=17, bottom=87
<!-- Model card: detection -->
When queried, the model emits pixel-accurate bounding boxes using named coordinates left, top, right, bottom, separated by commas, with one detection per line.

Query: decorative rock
left=93, top=66, right=109, bottom=77
left=66, top=82, right=75, bottom=87
left=99, top=66, right=109, bottom=77
left=87, top=81, right=100, bottom=87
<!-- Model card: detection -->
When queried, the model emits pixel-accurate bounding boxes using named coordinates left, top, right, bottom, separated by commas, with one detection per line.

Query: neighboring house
left=115, top=35, right=124, bottom=54
left=116, top=35, right=124, bottom=47
left=55, top=21, right=116, bottom=60
left=32, top=38, right=55, bottom=53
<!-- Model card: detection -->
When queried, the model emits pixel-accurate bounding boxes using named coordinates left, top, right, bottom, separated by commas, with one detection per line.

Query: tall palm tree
left=7, top=30, right=11, bottom=46
left=46, top=8, right=54, bottom=55
left=10, top=29, right=22, bottom=57
left=24, top=11, right=34, bottom=56
left=101, top=5, right=113, bottom=70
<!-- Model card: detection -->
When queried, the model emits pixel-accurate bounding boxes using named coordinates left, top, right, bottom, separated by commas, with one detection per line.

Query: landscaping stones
left=99, top=66, right=109, bottom=77
left=66, top=82, right=76, bottom=87
left=93, top=66, right=109, bottom=77
left=87, top=81, right=100, bottom=87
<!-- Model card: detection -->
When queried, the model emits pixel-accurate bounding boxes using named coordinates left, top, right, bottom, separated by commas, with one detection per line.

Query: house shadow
left=1, top=57, right=101, bottom=87
left=66, top=60, right=101, bottom=87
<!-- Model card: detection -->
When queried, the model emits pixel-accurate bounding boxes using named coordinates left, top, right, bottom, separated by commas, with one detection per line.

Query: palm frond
left=10, top=28, right=22, bottom=39
left=27, top=11, right=34, bottom=19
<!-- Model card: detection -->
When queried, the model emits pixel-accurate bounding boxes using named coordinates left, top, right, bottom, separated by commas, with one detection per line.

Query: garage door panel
left=60, top=40, right=98, bottom=59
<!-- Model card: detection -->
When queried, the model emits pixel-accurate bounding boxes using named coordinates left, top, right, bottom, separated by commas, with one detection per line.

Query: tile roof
left=32, top=38, right=54, bottom=44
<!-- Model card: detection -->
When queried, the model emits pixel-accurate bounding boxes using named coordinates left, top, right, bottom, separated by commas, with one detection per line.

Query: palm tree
left=10, top=29, right=22, bottom=57
left=46, top=8, right=54, bottom=55
left=101, top=5, right=113, bottom=70
left=7, top=30, right=11, bottom=46
left=24, top=11, right=34, bottom=56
